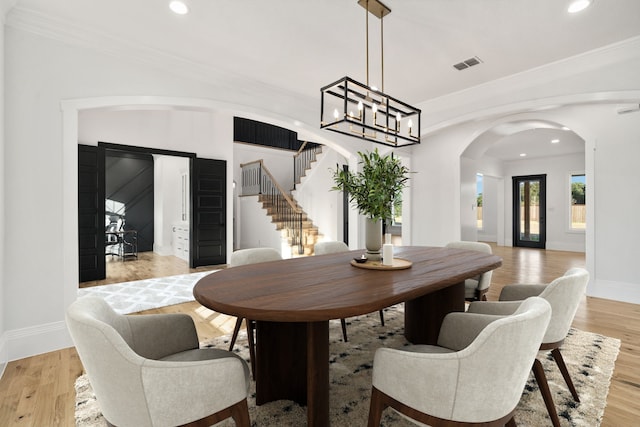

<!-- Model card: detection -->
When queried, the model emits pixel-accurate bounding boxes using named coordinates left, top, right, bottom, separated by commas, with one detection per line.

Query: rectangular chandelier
left=319, top=0, right=421, bottom=148
left=320, top=76, right=421, bottom=147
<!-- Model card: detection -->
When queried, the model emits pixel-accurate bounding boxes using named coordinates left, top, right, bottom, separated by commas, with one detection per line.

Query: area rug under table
left=75, top=305, right=620, bottom=427
left=77, top=271, right=217, bottom=314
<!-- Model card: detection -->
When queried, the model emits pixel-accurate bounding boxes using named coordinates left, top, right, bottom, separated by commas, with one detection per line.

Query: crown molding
left=417, top=36, right=640, bottom=133
left=5, top=6, right=315, bottom=106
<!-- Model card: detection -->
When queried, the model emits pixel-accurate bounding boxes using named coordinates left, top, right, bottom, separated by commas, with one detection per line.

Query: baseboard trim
left=0, top=332, right=7, bottom=379
left=588, top=279, right=640, bottom=305
left=5, top=321, right=74, bottom=362
left=546, top=241, right=585, bottom=253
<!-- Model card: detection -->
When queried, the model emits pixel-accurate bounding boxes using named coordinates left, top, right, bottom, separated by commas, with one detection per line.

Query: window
left=570, top=174, right=586, bottom=230
left=476, top=173, right=483, bottom=230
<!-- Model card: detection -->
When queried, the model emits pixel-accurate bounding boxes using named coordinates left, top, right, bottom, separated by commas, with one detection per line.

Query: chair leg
left=341, top=318, right=348, bottom=342
left=551, top=348, right=580, bottom=402
left=532, top=358, right=562, bottom=427
left=247, top=320, right=256, bottom=380
left=367, top=387, right=387, bottom=427
left=182, top=398, right=251, bottom=427
left=505, top=416, right=517, bottom=427
left=379, top=310, right=385, bottom=326
left=229, top=317, right=244, bottom=351
left=229, top=398, right=251, bottom=427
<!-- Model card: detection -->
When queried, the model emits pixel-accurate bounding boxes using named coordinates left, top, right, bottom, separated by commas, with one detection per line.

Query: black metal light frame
left=320, top=76, right=421, bottom=147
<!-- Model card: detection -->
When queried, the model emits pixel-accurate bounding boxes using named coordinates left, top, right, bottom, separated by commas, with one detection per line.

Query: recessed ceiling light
left=551, top=139, right=560, bottom=144
left=568, top=0, right=593, bottom=13
left=520, top=153, right=527, bottom=157
left=169, top=1, right=189, bottom=15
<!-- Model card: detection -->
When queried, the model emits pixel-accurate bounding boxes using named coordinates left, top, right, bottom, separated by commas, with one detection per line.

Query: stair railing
left=293, top=142, right=323, bottom=190
left=240, top=159, right=304, bottom=254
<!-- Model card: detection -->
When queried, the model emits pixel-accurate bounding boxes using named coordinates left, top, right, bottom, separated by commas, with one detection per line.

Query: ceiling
left=484, top=128, right=586, bottom=161
left=7, top=0, right=640, bottom=159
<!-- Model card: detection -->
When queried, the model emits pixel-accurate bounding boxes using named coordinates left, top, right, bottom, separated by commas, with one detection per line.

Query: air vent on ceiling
left=453, top=56, right=483, bottom=71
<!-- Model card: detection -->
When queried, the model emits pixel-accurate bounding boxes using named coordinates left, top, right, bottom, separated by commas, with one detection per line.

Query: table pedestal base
left=255, top=320, right=329, bottom=426
left=405, top=281, right=465, bottom=344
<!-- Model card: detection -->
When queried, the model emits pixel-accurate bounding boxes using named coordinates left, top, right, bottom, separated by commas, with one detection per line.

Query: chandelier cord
left=381, top=14, right=384, bottom=93
left=364, top=0, right=385, bottom=93
left=365, top=0, right=370, bottom=87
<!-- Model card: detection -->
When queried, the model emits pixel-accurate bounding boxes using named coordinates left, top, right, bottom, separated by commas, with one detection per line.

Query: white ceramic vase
left=365, top=218, right=383, bottom=261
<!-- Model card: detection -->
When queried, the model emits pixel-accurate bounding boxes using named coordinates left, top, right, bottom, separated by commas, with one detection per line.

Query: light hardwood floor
left=1, top=247, right=639, bottom=426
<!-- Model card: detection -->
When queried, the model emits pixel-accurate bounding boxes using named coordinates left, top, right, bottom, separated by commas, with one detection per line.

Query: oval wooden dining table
left=193, top=245, right=502, bottom=426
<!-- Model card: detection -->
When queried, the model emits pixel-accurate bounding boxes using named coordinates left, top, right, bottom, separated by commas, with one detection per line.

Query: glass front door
left=513, top=175, right=546, bottom=249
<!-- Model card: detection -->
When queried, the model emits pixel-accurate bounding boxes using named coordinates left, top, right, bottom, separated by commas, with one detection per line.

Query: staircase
left=240, top=144, right=323, bottom=255
left=258, top=194, right=320, bottom=256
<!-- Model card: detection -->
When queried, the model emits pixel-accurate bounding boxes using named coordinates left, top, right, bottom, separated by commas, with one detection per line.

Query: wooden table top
left=193, top=246, right=502, bottom=322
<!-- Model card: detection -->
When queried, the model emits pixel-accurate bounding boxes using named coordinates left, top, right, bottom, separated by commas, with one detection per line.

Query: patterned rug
left=77, top=271, right=217, bottom=314
left=75, top=305, right=620, bottom=426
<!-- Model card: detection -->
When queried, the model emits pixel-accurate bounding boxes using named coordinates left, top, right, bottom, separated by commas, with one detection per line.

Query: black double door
left=78, top=144, right=226, bottom=282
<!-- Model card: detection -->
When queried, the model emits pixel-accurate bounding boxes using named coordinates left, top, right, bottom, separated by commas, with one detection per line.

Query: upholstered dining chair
left=368, top=297, right=552, bottom=427
left=445, top=241, right=494, bottom=301
left=467, top=268, right=589, bottom=427
left=227, top=247, right=282, bottom=377
left=66, top=297, right=251, bottom=427
left=314, top=240, right=385, bottom=342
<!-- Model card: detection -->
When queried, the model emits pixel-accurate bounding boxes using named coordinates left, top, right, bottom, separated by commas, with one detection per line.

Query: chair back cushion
left=314, top=241, right=349, bottom=255
left=538, top=267, right=589, bottom=343
left=229, top=247, right=282, bottom=267
left=445, top=241, right=493, bottom=291
left=66, top=297, right=152, bottom=426
left=445, top=297, right=551, bottom=422
left=373, top=297, right=551, bottom=423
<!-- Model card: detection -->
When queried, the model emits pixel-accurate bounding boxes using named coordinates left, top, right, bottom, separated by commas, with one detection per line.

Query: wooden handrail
left=295, top=141, right=309, bottom=156
left=241, top=159, right=301, bottom=214
left=259, top=161, right=301, bottom=213
left=240, top=159, right=263, bottom=168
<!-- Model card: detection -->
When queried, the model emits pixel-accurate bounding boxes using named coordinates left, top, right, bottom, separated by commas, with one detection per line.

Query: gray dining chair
left=445, top=241, right=494, bottom=301
left=66, top=296, right=251, bottom=427
left=368, top=297, right=552, bottom=427
left=227, top=247, right=282, bottom=377
left=314, top=240, right=385, bottom=342
left=467, top=267, right=589, bottom=427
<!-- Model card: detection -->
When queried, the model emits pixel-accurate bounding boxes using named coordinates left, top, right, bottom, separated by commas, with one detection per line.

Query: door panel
left=78, top=145, right=105, bottom=282
left=191, top=158, right=227, bottom=267
left=512, top=175, right=546, bottom=249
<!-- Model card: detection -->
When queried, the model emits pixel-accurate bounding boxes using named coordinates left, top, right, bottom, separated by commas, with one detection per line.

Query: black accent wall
left=105, top=150, right=154, bottom=252
left=234, top=117, right=321, bottom=151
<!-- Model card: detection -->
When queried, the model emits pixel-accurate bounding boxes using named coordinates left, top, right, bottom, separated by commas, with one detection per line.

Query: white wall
left=233, top=142, right=297, bottom=254
left=0, top=4, right=7, bottom=375
left=478, top=175, right=500, bottom=243
left=411, top=103, right=640, bottom=304
left=460, top=156, right=478, bottom=241
left=579, top=106, right=640, bottom=302
left=153, top=155, right=189, bottom=256
left=237, top=196, right=283, bottom=255
left=4, top=28, right=240, bottom=360
left=502, top=153, right=585, bottom=252
left=233, top=142, right=295, bottom=192
left=293, top=148, right=346, bottom=245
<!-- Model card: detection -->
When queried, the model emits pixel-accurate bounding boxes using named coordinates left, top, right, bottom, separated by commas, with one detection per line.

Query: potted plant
left=332, top=148, right=410, bottom=260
